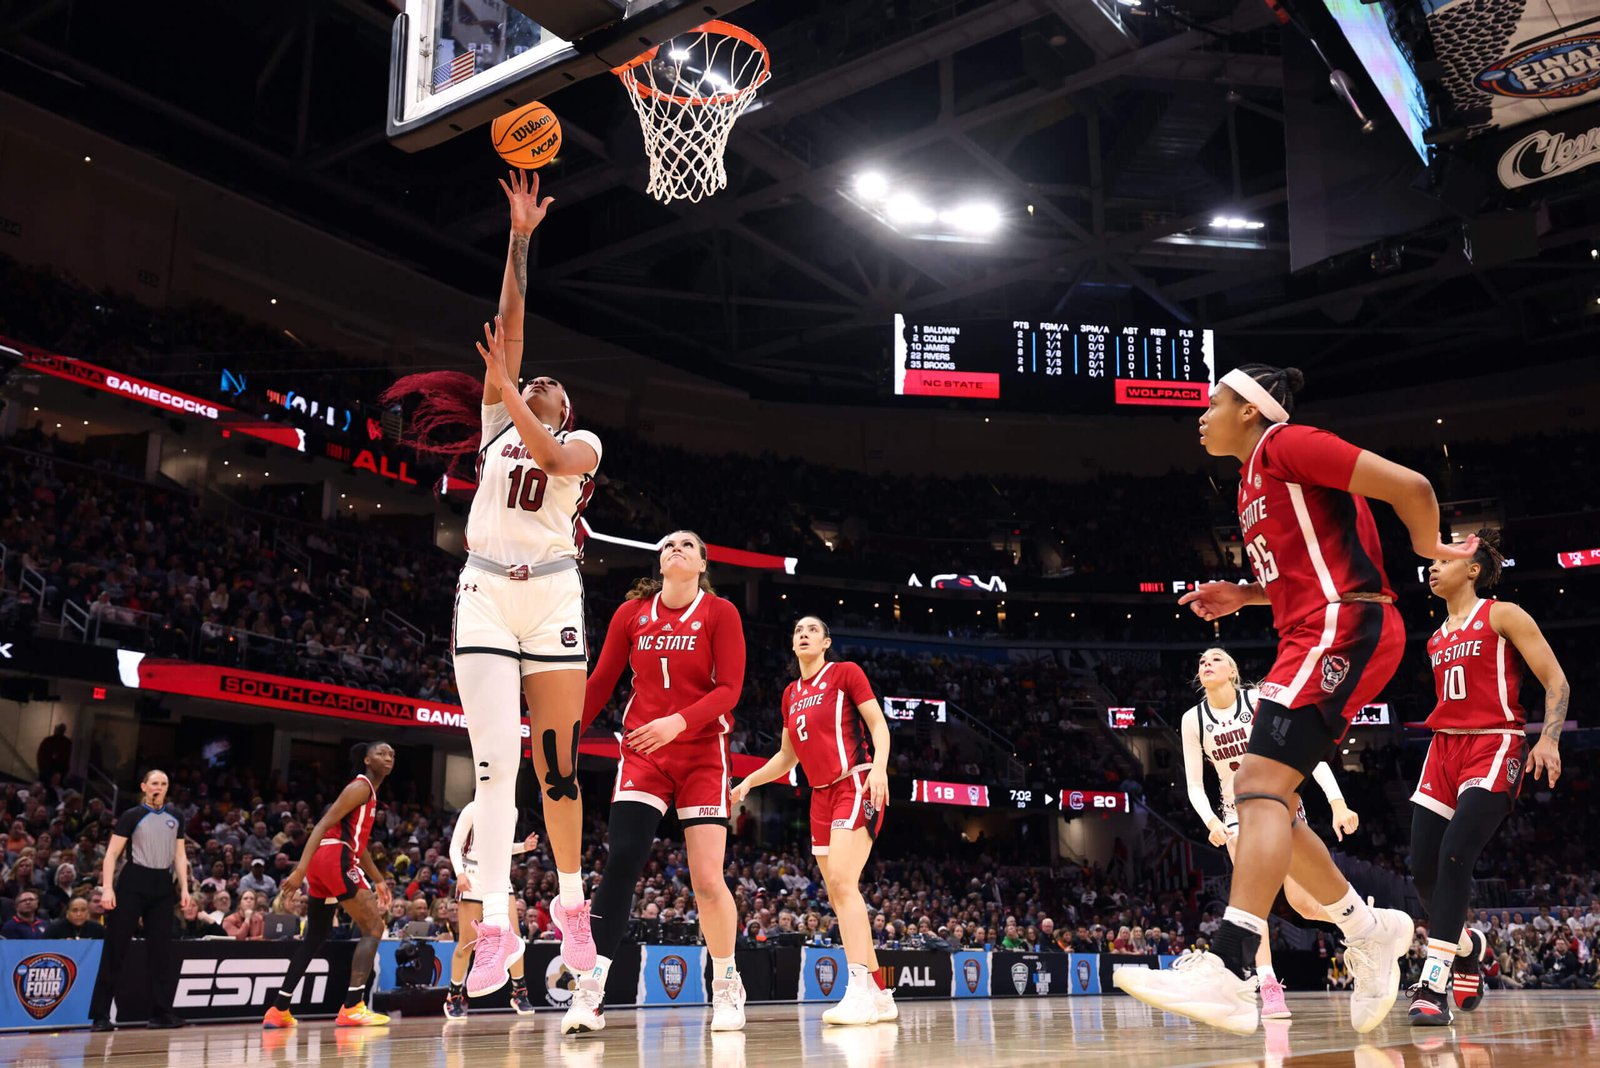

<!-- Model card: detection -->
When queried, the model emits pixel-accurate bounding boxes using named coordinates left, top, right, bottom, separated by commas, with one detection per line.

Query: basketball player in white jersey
left=452, top=170, right=600, bottom=997
left=1182, top=647, right=1360, bottom=1019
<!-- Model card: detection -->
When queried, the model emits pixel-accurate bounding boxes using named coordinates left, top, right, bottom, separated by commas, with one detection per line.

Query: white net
left=613, top=21, right=771, bottom=204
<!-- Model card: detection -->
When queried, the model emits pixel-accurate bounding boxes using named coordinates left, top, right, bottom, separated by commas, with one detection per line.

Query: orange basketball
left=491, top=102, right=562, bottom=169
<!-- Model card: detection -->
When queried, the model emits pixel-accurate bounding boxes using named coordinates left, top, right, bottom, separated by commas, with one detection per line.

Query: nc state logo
left=1505, top=757, right=1521, bottom=787
left=13, top=952, right=77, bottom=1020
left=963, top=957, right=980, bottom=993
left=658, top=955, right=687, bottom=1000
left=1320, top=654, right=1350, bottom=694
left=815, top=957, right=838, bottom=996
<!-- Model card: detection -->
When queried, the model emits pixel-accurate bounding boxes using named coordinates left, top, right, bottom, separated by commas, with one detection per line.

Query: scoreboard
left=892, top=314, right=1214, bottom=412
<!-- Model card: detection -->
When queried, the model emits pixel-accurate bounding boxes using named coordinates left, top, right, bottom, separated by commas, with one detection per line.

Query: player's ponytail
left=1471, top=528, right=1506, bottom=591
left=626, top=530, right=717, bottom=601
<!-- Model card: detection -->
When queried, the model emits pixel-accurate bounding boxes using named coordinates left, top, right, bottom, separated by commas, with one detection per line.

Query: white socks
left=1223, top=906, right=1267, bottom=936
left=1423, top=939, right=1456, bottom=993
left=712, top=955, right=737, bottom=982
left=456, top=653, right=524, bottom=924
left=1257, top=964, right=1277, bottom=983
left=848, top=962, right=874, bottom=991
left=590, top=954, right=613, bottom=985
left=558, top=870, right=583, bottom=908
left=1324, top=885, right=1377, bottom=941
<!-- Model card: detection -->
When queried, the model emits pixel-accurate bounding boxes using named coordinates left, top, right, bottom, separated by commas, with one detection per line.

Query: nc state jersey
left=465, top=402, right=601, bottom=564
left=782, top=661, right=877, bottom=787
left=336, top=774, right=378, bottom=853
left=583, top=590, right=747, bottom=743
left=1426, top=598, right=1525, bottom=732
left=1237, top=423, right=1396, bottom=631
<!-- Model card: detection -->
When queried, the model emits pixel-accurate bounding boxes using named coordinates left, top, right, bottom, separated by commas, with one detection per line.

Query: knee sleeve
left=1409, top=805, right=1448, bottom=912
left=455, top=653, right=525, bottom=902
left=1427, top=790, right=1510, bottom=946
left=590, top=801, right=663, bottom=959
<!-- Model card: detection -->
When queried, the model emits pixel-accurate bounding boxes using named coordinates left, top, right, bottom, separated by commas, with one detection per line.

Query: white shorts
left=451, top=564, right=587, bottom=675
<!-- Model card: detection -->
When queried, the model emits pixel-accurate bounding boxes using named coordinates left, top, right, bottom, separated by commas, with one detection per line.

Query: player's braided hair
left=1234, top=363, right=1306, bottom=422
left=1470, top=528, right=1506, bottom=592
left=626, top=530, right=717, bottom=600
left=379, top=372, right=577, bottom=475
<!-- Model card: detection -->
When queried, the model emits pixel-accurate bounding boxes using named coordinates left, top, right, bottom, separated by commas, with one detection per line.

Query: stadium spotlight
left=854, top=171, right=890, bottom=201
left=940, top=202, right=1002, bottom=235
left=886, top=193, right=936, bottom=226
left=1210, top=215, right=1265, bottom=230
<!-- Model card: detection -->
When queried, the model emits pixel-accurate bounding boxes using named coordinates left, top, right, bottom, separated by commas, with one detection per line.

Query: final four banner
left=950, top=950, right=990, bottom=998
left=1, top=941, right=101, bottom=1031
left=637, top=944, right=707, bottom=1007
left=799, top=946, right=848, bottom=1002
left=989, top=952, right=1069, bottom=998
left=1068, top=953, right=1101, bottom=995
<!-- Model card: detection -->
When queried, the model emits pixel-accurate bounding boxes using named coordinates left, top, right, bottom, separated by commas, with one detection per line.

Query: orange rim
left=610, top=19, right=771, bottom=108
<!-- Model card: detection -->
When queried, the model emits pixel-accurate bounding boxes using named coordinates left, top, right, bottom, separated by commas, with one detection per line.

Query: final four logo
left=658, top=955, right=687, bottom=1000
left=13, top=953, right=77, bottom=1020
left=1075, top=958, right=1092, bottom=992
left=1475, top=34, right=1600, bottom=100
left=815, top=956, right=838, bottom=996
left=963, top=957, right=981, bottom=993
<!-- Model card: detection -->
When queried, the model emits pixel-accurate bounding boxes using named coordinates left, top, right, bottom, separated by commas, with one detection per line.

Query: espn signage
left=911, top=779, right=991, bottom=808
left=1062, top=790, right=1130, bottom=813
left=883, top=696, right=948, bottom=723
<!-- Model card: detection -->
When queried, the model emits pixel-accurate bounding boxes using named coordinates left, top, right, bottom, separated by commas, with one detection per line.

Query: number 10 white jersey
left=465, top=402, right=602, bottom=564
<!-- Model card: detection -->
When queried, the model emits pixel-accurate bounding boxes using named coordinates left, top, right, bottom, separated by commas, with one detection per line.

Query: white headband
left=1218, top=368, right=1290, bottom=424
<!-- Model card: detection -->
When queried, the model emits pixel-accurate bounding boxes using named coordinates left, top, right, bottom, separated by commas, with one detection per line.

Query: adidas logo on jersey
left=1421, top=781, right=1432, bottom=790
left=624, top=780, right=635, bottom=788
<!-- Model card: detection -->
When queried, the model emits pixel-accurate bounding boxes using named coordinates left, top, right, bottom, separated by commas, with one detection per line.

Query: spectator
left=203, top=889, right=231, bottom=926
left=223, top=889, right=265, bottom=940
left=242, top=822, right=276, bottom=862
left=2, top=890, right=48, bottom=939
left=41, top=862, right=79, bottom=919
left=36, top=725, right=72, bottom=783
left=173, top=898, right=225, bottom=939
left=238, top=858, right=277, bottom=900
left=45, top=896, right=105, bottom=940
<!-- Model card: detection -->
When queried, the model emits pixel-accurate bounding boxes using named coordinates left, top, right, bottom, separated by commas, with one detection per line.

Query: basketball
left=491, top=102, right=561, bottom=169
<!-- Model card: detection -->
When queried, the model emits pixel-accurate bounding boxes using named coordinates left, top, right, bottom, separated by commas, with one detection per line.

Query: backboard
left=387, top=0, right=756, bottom=152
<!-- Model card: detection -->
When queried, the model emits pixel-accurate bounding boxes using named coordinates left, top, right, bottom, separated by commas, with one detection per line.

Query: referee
left=89, top=768, right=192, bottom=1031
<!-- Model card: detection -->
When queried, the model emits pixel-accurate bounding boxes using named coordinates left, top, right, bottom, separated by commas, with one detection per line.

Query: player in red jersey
left=564, top=530, right=748, bottom=1034
left=264, top=743, right=395, bottom=1028
left=1116, top=364, right=1476, bottom=1036
left=734, top=616, right=894, bottom=1025
left=1406, top=530, right=1568, bottom=1025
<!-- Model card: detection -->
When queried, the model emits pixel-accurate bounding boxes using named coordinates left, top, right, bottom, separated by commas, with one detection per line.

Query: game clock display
left=892, top=314, right=1214, bottom=412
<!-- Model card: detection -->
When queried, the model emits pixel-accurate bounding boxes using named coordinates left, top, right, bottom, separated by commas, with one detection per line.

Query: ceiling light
left=269, top=298, right=278, bottom=305
left=1210, top=215, right=1265, bottom=231
left=1117, top=0, right=1142, bottom=7
left=940, top=202, right=1002, bottom=235
left=886, top=193, right=936, bottom=226
left=668, top=48, right=689, bottom=61
left=854, top=171, right=889, bottom=201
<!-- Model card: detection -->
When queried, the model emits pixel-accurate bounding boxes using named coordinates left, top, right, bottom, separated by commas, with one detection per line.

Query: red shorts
left=612, top=735, right=730, bottom=824
left=809, top=768, right=884, bottom=856
left=305, top=841, right=370, bottom=903
left=1411, top=732, right=1528, bottom=819
left=1257, top=601, right=1404, bottom=740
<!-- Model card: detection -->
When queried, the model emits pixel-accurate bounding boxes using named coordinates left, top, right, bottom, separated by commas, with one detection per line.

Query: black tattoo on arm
left=1542, top=680, right=1570, bottom=744
left=511, top=233, right=529, bottom=299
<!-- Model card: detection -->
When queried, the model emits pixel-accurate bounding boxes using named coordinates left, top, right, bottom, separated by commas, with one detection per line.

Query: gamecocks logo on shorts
left=1320, top=654, right=1350, bottom=694
left=815, top=956, right=838, bottom=996
left=13, top=952, right=77, bottom=1020
left=560, top=627, right=579, bottom=648
left=659, top=955, right=687, bottom=1000
left=1505, top=757, right=1521, bottom=787
left=963, top=957, right=981, bottom=993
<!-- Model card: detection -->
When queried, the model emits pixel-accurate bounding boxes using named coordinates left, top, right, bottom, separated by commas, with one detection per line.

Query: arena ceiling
left=5, top=0, right=1600, bottom=406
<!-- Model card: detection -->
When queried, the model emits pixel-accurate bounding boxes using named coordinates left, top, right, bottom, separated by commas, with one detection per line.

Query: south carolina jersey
left=334, top=774, right=378, bottom=853
left=583, top=590, right=747, bottom=744
left=1237, top=423, right=1395, bottom=631
left=465, top=402, right=601, bottom=564
left=782, top=660, right=876, bottom=787
left=1426, top=598, right=1525, bottom=732
left=1182, top=688, right=1261, bottom=813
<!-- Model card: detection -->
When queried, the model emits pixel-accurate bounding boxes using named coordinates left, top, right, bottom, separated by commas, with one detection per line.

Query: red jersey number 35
left=1246, top=535, right=1280, bottom=584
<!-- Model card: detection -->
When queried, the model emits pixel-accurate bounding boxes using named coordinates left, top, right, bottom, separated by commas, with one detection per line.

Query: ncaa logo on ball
left=815, top=956, right=838, bottom=996
left=13, top=953, right=77, bottom=1020
left=1475, top=34, right=1600, bottom=99
left=1010, top=961, right=1029, bottom=995
left=1076, top=958, right=1092, bottom=992
left=963, top=957, right=981, bottom=993
left=658, top=955, right=687, bottom=1000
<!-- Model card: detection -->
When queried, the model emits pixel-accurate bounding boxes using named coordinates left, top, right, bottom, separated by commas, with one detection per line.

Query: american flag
left=431, top=49, right=476, bottom=92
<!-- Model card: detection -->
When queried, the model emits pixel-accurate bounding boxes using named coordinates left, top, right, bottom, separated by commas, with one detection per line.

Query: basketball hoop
left=612, top=21, right=771, bottom=204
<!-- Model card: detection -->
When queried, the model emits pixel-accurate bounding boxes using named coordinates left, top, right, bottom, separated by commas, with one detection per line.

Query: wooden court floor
left=4, top=992, right=1597, bottom=1068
